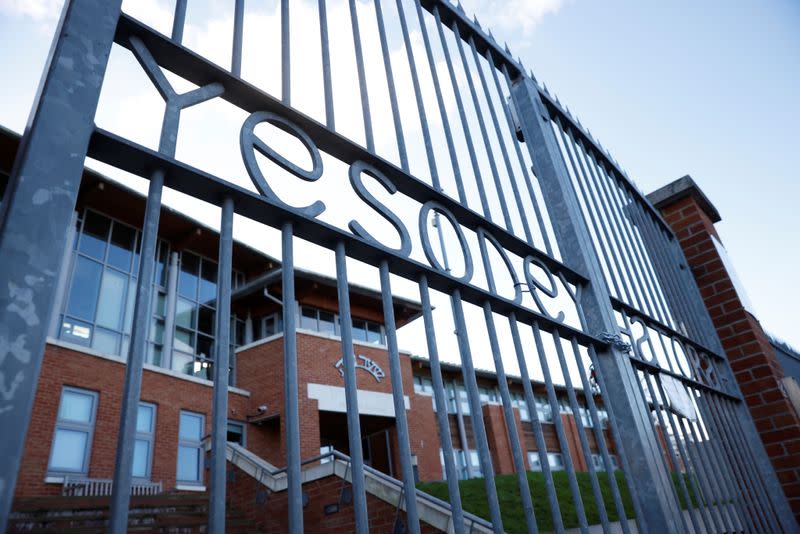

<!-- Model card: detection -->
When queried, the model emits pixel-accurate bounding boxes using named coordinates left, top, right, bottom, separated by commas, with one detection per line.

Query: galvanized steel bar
left=209, top=197, right=234, bottom=534
left=641, top=371, right=707, bottom=534
left=379, top=261, right=420, bottom=533
left=395, top=0, right=440, bottom=190
left=591, top=160, right=672, bottom=326
left=412, top=0, right=466, bottom=203
left=508, top=314, right=565, bottom=533
left=551, top=332, right=611, bottom=532
left=482, top=303, right=538, bottom=534
left=652, top=372, right=735, bottom=533
left=348, top=0, right=374, bottom=152
left=0, top=1, right=122, bottom=528
left=556, top=118, right=627, bottom=304
left=510, top=73, right=683, bottom=532
left=531, top=322, right=590, bottom=533
left=171, top=0, right=187, bottom=42
left=281, top=0, right=290, bottom=105
left=683, top=400, right=755, bottom=532
left=474, top=47, right=534, bottom=245
left=432, top=5, right=491, bottom=219
left=713, top=396, right=779, bottom=531
left=282, top=222, right=303, bottom=533
left=451, top=290, right=504, bottom=533
left=568, top=338, right=630, bottom=533
left=577, top=138, right=658, bottom=323
left=318, top=0, right=334, bottom=129
left=585, top=345, right=647, bottom=532
left=457, top=30, right=513, bottom=230
left=704, top=393, right=771, bottom=531
left=418, top=275, right=465, bottom=533
left=334, top=242, right=369, bottom=533
left=231, top=0, right=244, bottom=77
left=495, top=62, right=554, bottom=256
left=109, top=170, right=164, bottom=533
left=373, top=0, right=408, bottom=172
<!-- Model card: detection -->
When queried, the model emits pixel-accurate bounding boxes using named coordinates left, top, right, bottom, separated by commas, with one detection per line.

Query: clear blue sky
left=1, top=0, right=798, bottom=348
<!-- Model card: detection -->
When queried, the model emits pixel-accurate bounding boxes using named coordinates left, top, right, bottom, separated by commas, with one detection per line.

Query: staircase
left=7, top=492, right=259, bottom=533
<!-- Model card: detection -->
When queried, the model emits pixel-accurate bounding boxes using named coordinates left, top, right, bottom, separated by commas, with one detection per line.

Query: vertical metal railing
left=1, top=1, right=796, bottom=533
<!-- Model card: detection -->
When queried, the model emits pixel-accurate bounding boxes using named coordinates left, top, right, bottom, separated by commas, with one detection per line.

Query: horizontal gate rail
left=88, top=127, right=600, bottom=348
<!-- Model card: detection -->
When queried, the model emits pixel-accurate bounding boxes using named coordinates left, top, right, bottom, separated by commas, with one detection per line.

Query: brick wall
left=654, top=184, right=800, bottom=519
left=15, top=343, right=251, bottom=498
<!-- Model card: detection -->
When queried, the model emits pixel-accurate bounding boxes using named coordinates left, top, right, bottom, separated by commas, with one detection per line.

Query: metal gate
left=0, top=0, right=794, bottom=533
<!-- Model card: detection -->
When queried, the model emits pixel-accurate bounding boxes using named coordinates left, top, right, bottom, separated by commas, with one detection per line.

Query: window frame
left=177, top=410, right=205, bottom=485
left=133, top=402, right=157, bottom=480
left=47, top=386, right=99, bottom=477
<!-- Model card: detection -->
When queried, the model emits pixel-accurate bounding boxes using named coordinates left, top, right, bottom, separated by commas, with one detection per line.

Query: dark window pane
left=79, top=211, right=110, bottom=260
left=197, top=335, right=213, bottom=358
left=108, top=222, right=135, bottom=271
left=178, top=253, right=199, bottom=299
left=155, top=241, right=168, bottom=287
left=300, top=307, right=317, bottom=330
left=198, top=306, right=215, bottom=335
left=66, top=256, right=102, bottom=321
left=199, top=259, right=217, bottom=306
left=367, top=323, right=382, bottom=344
left=318, top=311, right=335, bottom=335
left=227, top=422, right=245, bottom=445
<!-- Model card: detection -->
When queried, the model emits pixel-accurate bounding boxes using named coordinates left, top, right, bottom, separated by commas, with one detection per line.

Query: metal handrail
left=217, top=441, right=493, bottom=530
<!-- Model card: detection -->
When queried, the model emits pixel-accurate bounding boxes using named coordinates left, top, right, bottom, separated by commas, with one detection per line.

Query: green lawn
left=417, top=471, right=699, bottom=533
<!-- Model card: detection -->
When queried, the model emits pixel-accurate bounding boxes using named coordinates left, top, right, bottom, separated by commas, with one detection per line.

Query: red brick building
left=1, top=126, right=618, bottom=530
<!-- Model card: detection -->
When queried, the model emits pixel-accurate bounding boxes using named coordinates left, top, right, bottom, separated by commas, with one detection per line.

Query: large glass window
left=511, top=391, right=530, bottom=421
left=478, top=386, right=498, bottom=404
left=173, top=252, right=218, bottom=379
left=48, top=387, right=98, bottom=475
left=133, top=403, right=156, bottom=479
left=177, top=411, right=204, bottom=484
left=59, top=209, right=169, bottom=361
left=527, top=451, right=543, bottom=472
left=536, top=396, right=554, bottom=423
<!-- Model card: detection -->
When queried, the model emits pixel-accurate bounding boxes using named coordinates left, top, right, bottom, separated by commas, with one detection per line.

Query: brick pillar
left=649, top=175, right=800, bottom=519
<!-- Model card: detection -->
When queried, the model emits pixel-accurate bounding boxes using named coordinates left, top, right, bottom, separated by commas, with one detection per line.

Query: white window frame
left=133, top=402, right=157, bottom=480
left=47, top=386, right=98, bottom=476
left=177, top=410, right=205, bottom=485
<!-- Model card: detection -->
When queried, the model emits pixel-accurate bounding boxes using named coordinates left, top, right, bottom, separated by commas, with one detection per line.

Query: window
left=227, top=421, right=245, bottom=446
left=259, top=312, right=283, bottom=338
left=536, top=396, right=553, bottom=423
left=48, top=387, right=98, bottom=475
left=445, top=383, right=471, bottom=415
left=591, top=454, right=605, bottom=471
left=548, top=453, right=564, bottom=471
left=173, top=252, right=216, bottom=379
left=578, top=403, right=593, bottom=427
left=527, top=451, right=543, bottom=471
left=413, top=375, right=434, bottom=395
left=133, top=403, right=156, bottom=479
left=177, top=411, right=204, bottom=484
left=440, top=449, right=473, bottom=480
left=511, top=392, right=530, bottom=421
left=59, top=209, right=170, bottom=362
left=478, top=386, right=498, bottom=404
